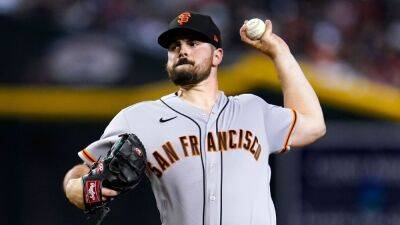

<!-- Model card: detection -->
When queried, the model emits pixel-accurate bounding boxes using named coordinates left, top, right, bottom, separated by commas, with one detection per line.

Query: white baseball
left=245, top=18, right=266, bottom=40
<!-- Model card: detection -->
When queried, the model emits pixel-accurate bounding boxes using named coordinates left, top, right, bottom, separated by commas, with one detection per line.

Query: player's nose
left=178, top=43, right=190, bottom=57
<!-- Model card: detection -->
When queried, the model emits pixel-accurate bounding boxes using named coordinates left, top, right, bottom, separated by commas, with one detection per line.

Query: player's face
left=166, top=38, right=214, bottom=87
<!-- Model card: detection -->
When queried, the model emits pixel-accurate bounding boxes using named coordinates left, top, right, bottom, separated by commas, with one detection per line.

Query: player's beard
left=166, top=57, right=212, bottom=87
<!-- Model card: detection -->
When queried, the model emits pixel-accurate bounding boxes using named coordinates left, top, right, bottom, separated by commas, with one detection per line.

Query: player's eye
left=168, top=42, right=179, bottom=51
left=168, top=44, right=175, bottom=51
left=168, top=45, right=174, bottom=51
left=187, top=40, right=199, bottom=47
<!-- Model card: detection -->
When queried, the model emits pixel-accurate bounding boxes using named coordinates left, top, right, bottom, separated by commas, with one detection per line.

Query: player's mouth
left=175, top=58, right=194, bottom=67
left=175, top=64, right=192, bottom=69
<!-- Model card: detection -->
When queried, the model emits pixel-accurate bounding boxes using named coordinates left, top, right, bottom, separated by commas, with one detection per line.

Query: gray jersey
left=78, top=92, right=297, bottom=225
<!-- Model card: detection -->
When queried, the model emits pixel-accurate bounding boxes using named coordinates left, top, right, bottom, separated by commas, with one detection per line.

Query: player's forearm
left=272, top=50, right=326, bottom=136
left=63, top=164, right=89, bottom=192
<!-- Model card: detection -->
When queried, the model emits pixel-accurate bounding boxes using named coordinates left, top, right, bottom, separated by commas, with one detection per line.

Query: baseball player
left=63, top=12, right=325, bottom=225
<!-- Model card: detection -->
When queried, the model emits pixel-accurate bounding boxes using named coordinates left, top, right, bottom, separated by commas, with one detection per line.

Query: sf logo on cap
left=177, top=12, right=191, bottom=25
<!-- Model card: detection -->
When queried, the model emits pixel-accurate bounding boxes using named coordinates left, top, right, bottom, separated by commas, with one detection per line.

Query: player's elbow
left=290, top=122, right=325, bottom=148
left=316, top=122, right=326, bottom=138
left=299, top=123, right=325, bottom=147
left=309, top=119, right=326, bottom=142
left=290, top=113, right=326, bottom=147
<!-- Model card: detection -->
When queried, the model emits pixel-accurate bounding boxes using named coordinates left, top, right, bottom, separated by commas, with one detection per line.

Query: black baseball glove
left=82, top=133, right=147, bottom=225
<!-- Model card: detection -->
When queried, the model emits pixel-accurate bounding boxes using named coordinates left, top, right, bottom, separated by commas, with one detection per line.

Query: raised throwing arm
left=240, top=19, right=326, bottom=147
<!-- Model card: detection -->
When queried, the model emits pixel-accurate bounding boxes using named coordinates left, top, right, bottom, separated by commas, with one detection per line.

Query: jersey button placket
left=202, top=113, right=208, bottom=120
left=209, top=162, right=215, bottom=173
left=205, top=115, right=219, bottom=225
left=210, top=195, right=216, bottom=201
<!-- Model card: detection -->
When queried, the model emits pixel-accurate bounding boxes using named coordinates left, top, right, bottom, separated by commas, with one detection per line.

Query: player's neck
left=178, top=72, right=219, bottom=114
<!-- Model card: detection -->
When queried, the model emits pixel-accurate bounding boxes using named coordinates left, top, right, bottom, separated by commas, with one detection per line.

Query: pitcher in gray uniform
left=63, top=11, right=326, bottom=225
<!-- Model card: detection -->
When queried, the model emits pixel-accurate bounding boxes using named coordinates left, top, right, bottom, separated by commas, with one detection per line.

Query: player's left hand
left=239, top=20, right=290, bottom=59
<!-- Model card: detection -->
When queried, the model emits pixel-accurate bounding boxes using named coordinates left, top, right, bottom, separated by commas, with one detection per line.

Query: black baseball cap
left=158, top=12, right=222, bottom=49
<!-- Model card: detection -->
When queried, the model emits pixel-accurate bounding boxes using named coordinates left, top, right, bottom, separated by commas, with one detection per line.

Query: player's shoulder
left=229, top=93, right=269, bottom=106
left=120, top=99, right=165, bottom=116
left=116, top=92, right=178, bottom=118
left=122, top=100, right=157, bottom=111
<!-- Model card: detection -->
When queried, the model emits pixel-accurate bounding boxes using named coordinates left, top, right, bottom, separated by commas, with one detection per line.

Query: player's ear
left=212, top=47, right=223, bottom=66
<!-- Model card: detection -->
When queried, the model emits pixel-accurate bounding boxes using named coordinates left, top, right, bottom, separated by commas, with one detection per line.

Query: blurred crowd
left=0, top=0, right=399, bottom=86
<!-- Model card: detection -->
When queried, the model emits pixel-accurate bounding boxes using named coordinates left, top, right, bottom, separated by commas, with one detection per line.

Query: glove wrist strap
left=82, top=174, right=104, bottom=211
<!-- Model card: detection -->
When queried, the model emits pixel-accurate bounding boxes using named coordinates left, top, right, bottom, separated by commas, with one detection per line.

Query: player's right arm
left=63, top=164, right=118, bottom=210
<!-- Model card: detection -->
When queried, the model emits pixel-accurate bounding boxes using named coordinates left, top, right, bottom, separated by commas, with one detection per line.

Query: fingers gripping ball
left=82, top=133, right=147, bottom=224
left=245, top=18, right=266, bottom=40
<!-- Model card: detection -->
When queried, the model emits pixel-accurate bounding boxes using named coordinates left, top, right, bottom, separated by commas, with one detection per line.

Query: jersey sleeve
left=78, top=109, right=131, bottom=165
left=260, top=99, right=297, bottom=154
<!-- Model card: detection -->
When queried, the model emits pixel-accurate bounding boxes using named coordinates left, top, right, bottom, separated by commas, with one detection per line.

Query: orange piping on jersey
left=280, top=109, right=297, bottom=154
left=81, top=149, right=96, bottom=162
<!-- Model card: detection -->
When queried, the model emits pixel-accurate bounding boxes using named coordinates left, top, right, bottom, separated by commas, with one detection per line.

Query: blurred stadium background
left=1, top=0, right=399, bottom=225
